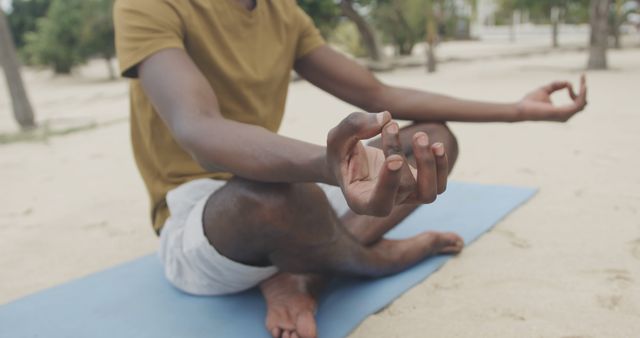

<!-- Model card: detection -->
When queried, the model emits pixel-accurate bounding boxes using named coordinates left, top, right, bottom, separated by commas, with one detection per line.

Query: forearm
left=178, top=115, right=335, bottom=185
left=379, top=85, right=520, bottom=123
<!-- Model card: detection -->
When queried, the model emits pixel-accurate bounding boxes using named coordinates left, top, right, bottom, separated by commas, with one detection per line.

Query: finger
left=382, top=121, right=403, bottom=158
left=557, top=77, right=588, bottom=116
left=283, top=330, right=291, bottom=338
left=554, top=75, right=589, bottom=119
left=412, top=132, right=438, bottom=203
left=578, top=74, right=588, bottom=106
left=271, top=328, right=282, bottom=338
left=368, top=154, right=403, bottom=216
left=368, top=122, right=405, bottom=215
left=291, top=332, right=299, bottom=338
left=542, top=81, right=571, bottom=94
left=431, top=142, right=449, bottom=194
left=567, top=83, right=577, bottom=100
left=327, top=111, right=391, bottom=157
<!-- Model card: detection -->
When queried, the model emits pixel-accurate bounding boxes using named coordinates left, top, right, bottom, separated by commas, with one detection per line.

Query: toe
left=266, top=307, right=295, bottom=337
left=296, top=311, right=317, bottom=338
left=441, top=233, right=464, bottom=253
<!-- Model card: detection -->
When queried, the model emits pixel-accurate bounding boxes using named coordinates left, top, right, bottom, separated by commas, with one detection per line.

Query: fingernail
left=376, top=112, right=386, bottom=124
left=387, top=123, right=398, bottom=134
left=434, top=143, right=445, bottom=156
left=417, top=135, right=428, bottom=146
left=387, top=159, right=403, bottom=171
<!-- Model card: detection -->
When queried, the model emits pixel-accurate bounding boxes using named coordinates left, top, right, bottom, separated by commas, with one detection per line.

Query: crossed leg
left=203, top=122, right=460, bottom=338
left=260, top=122, right=460, bottom=338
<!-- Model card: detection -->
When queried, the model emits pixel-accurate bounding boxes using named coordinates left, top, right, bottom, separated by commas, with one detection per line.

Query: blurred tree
left=372, top=0, right=427, bottom=55
left=7, top=0, right=51, bottom=48
left=587, top=0, right=611, bottom=69
left=22, top=0, right=116, bottom=77
left=0, top=9, right=36, bottom=130
left=339, top=0, right=384, bottom=61
left=23, top=0, right=86, bottom=74
left=610, top=0, right=637, bottom=48
left=495, top=0, right=520, bottom=42
left=80, top=0, right=116, bottom=79
left=611, top=0, right=623, bottom=48
left=425, top=0, right=437, bottom=72
left=439, top=0, right=473, bottom=40
left=330, top=21, right=369, bottom=57
left=496, top=0, right=590, bottom=46
left=298, top=0, right=341, bottom=37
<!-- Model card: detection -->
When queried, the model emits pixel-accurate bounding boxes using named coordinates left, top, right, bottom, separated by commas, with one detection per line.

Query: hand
left=326, top=111, right=448, bottom=217
left=516, top=75, right=587, bottom=122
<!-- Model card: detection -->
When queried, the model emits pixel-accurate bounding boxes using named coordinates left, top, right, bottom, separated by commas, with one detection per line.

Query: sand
left=1, top=40, right=639, bottom=337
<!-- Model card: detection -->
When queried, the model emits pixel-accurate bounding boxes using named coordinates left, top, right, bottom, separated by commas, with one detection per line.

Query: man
left=114, top=0, right=587, bottom=337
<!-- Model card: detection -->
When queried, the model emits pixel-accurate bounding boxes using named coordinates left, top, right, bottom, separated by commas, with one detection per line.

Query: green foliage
left=22, top=0, right=114, bottom=74
left=440, top=0, right=476, bottom=40
left=495, top=0, right=590, bottom=24
left=371, top=0, right=427, bottom=55
left=329, top=20, right=369, bottom=57
left=23, top=0, right=86, bottom=73
left=7, top=0, right=51, bottom=48
left=80, top=0, right=115, bottom=60
left=298, top=0, right=341, bottom=37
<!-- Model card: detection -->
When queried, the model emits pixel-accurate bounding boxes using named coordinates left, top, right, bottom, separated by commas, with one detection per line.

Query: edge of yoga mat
left=0, top=181, right=536, bottom=338
left=316, top=182, right=537, bottom=338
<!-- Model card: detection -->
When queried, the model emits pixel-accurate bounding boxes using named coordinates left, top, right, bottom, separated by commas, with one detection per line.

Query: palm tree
left=425, top=0, right=437, bottom=72
left=587, top=0, right=611, bottom=69
left=0, top=9, right=36, bottom=130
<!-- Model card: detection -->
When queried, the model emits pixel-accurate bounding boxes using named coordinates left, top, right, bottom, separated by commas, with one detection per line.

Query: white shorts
left=158, top=178, right=350, bottom=296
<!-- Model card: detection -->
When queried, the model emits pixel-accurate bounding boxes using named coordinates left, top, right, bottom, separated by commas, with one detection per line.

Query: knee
left=408, top=122, right=459, bottom=169
left=226, top=179, right=327, bottom=229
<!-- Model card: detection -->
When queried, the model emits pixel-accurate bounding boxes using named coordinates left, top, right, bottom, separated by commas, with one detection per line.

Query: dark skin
left=138, top=3, right=587, bottom=337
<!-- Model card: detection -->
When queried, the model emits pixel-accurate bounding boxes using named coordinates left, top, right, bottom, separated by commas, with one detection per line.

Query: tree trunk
left=509, top=11, right=516, bottom=43
left=105, top=56, right=116, bottom=80
left=425, top=0, right=437, bottom=73
left=612, top=0, right=623, bottom=49
left=468, top=0, right=478, bottom=38
left=0, top=10, right=36, bottom=130
left=587, top=0, right=611, bottom=70
left=551, top=6, right=560, bottom=48
left=340, top=0, right=383, bottom=62
left=391, top=1, right=416, bottom=55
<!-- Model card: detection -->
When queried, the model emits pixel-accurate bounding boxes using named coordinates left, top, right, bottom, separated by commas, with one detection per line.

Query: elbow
left=171, top=116, right=200, bottom=154
left=170, top=115, right=220, bottom=171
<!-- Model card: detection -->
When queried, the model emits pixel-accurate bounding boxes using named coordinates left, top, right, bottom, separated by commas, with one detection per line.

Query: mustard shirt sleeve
left=294, top=6, right=326, bottom=60
left=113, top=0, right=186, bottom=78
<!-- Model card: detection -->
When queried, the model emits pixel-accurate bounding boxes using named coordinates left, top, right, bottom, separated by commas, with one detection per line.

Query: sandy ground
left=1, top=39, right=639, bottom=337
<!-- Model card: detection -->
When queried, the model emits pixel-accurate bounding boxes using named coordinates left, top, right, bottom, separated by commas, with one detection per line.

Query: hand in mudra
left=326, top=111, right=448, bottom=217
left=517, top=75, right=588, bottom=122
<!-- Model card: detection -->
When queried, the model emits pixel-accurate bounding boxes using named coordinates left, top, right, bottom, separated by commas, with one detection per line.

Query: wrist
left=319, top=150, right=338, bottom=186
left=510, top=102, right=526, bottom=122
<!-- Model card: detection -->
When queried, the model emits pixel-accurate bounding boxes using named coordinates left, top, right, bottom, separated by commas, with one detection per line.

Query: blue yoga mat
left=0, top=182, right=535, bottom=338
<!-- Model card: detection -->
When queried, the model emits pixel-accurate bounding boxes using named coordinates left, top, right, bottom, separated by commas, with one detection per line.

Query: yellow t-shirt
left=113, top=0, right=325, bottom=233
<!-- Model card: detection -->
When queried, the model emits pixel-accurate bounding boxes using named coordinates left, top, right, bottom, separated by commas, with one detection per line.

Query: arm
left=139, top=48, right=447, bottom=216
left=139, top=48, right=334, bottom=184
left=294, top=46, right=587, bottom=123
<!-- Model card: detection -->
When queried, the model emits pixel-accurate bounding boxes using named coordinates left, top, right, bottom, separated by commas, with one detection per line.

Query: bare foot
left=418, top=231, right=465, bottom=255
left=371, top=231, right=464, bottom=276
left=259, top=232, right=463, bottom=337
left=260, top=273, right=318, bottom=338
